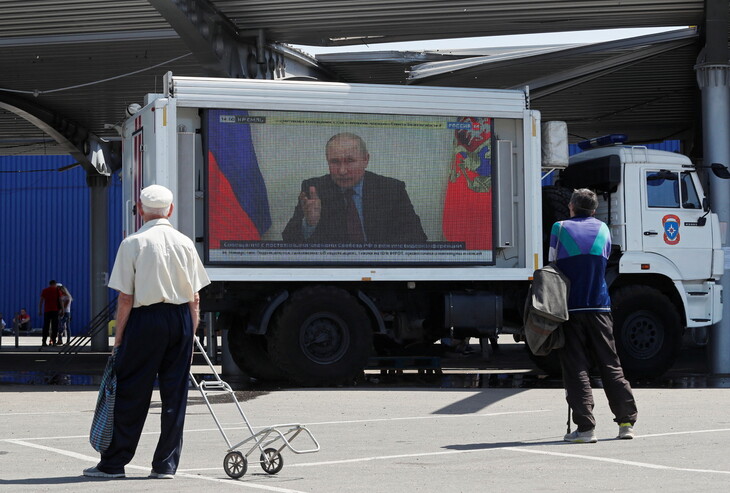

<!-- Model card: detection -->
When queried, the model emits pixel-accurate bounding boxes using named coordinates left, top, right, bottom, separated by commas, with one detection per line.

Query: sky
left=292, top=27, right=683, bottom=55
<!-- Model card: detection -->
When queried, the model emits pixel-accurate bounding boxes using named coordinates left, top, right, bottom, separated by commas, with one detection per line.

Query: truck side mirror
left=703, top=197, right=709, bottom=212
left=711, top=163, right=730, bottom=179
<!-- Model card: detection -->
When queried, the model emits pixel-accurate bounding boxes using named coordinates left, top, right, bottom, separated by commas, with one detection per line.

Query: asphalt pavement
left=1, top=334, right=729, bottom=491
left=2, top=382, right=730, bottom=492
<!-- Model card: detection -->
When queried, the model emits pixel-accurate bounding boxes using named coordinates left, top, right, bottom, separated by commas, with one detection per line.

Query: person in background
left=549, top=188, right=638, bottom=443
left=0, top=312, right=6, bottom=346
left=39, top=280, right=62, bottom=347
left=14, top=308, right=31, bottom=334
left=83, top=184, right=210, bottom=480
left=57, top=284, right=73, bottom=345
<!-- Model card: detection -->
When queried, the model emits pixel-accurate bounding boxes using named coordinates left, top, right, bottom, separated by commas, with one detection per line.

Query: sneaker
left=83, top=466, right=125, bottom=478
left=149, top=470, right=174, bottom=479
left=564, top=429, right=597, bottom=443
left=618, top=423, right=635, bottom=439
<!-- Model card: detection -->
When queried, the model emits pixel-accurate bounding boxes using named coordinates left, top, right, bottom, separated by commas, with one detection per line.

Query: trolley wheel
left=224, top=451, right=247, bottom=479
left=259, top=448, right=284, bottom=474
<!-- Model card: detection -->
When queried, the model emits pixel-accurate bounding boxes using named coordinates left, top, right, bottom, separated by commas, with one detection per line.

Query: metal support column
left=696, top=0, right=730, bottom=376
left=88, top=174, right=110, bottom=352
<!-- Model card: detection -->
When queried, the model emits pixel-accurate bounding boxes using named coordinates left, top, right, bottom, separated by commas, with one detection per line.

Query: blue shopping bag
left=89, top=350, right=116, bottom=452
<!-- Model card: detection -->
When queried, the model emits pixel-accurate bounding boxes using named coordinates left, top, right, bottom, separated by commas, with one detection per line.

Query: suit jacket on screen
left=282, top=171, right=427, bottom=244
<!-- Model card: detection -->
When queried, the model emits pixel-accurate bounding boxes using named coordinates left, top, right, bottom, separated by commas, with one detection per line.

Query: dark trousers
left=42, top=311, right=59, bottom=344
left=98, top=303, right=193, bottom=475
left=558, top=311, right=638, bottom=432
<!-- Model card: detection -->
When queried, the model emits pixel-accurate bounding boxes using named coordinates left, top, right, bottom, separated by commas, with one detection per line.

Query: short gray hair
left=141, top=204, right=171, bottom=217
left=326, top=132, right=368, bottom=157
left=570, top=188, right=598, bottom=216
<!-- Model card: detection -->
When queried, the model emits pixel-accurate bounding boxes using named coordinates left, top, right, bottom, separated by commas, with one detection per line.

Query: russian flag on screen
left=442, top=117, right=493, bottom=250
left=207, top=109, right=271, bottom=248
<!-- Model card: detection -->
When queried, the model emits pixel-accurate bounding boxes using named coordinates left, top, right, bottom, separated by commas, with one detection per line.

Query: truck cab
left=559, top=146, right=723, bottom=376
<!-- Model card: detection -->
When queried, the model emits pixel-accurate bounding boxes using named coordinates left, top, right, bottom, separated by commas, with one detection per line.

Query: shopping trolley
left=189, top=338, right=320, bottom=479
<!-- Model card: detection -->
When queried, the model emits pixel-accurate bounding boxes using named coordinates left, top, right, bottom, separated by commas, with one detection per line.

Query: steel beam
left=524, top=38, right=697, bottom=99
left=0, top=92, right=121, bottom=175
left=87, top=174, right=110, bottom=352
left=148, top=0, right=327, bottom=80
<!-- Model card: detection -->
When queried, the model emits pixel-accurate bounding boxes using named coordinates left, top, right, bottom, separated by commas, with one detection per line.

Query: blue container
left=0, top=156, right=122, bottom=336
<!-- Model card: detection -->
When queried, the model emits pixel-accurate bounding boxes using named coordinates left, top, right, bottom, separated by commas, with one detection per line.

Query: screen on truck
left=203, top=108, right=496, bottom=265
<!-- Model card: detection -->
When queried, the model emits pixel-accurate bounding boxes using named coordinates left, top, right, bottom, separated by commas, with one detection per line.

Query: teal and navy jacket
left=548, top=216, right=611, bottom=312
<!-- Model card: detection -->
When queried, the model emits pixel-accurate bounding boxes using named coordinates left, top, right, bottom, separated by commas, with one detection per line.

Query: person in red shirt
left=14, top=309, right=31, bottom=332
left=39, top=280, right=62, bottom=347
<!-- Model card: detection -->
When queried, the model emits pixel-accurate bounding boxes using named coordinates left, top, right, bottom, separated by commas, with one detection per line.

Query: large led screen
left=204, top=109, right=495, bottom=265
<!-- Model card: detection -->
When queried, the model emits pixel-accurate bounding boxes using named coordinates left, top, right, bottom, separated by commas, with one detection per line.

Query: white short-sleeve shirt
left=108, top=219, right=211, bottom=308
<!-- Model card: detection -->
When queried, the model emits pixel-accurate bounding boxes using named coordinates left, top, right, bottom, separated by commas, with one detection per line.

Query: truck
left=120, top=72, right=723, bottom=385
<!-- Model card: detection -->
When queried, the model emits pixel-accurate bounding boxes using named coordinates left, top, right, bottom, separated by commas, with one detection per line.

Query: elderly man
left=549, top=188, right=637, bottom=443
left=282, top=132, right=427, bottom=244
left=84, top=184, right=210, bottom=479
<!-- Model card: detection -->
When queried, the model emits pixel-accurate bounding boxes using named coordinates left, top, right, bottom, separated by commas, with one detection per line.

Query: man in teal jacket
left=549, top=188, right=637, bottom=443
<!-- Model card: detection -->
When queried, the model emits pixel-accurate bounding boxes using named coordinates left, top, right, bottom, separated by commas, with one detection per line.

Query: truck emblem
left=662, top=214, right=680, bottom=245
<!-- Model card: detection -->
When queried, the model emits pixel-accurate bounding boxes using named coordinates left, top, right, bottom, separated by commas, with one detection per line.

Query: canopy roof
left=0, top=1, right=724, bottom=160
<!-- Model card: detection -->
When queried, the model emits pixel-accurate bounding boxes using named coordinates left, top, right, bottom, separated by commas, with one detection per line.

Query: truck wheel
left=541, top=186, right=572, bottom=263
left=267, top=286, right=373, bottom=386
left=228, top=329, right=286, bottom=381
left=611, top=285, right=682, bottom=379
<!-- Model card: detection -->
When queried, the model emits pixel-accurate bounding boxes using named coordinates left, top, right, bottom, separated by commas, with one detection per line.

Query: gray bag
left=524, top=264, right=570, bottom=356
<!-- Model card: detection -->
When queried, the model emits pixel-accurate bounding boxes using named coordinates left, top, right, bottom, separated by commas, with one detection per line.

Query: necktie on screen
left=344, top=188, right=365, bottom=242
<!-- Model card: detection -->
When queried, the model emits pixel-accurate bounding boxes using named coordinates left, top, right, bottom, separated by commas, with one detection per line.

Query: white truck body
left=121, top=73, right=722, bottom=384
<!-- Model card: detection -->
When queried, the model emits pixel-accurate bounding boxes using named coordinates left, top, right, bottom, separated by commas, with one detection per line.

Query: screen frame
left=201, top=107, right=499, bottom=267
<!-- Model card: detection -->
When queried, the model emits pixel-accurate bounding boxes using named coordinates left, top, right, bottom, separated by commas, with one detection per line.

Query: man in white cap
left=84, top=184, right=210, bottom=479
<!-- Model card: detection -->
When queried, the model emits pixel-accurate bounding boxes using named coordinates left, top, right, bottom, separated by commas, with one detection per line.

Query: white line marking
left=290, top=449, right=467, bottom=467
left=6, top=439, right=308, bottom=493
left=0, top=409, right=551, bottom=442
left=504, top=447, right=730, bottom=475
left=6, top=439, right=101, bottom=463
left=637, top=428, right=730, bottom=439
left=302, top=409, right=551, bottom=426
left=0, top=411, right=85, bottom=417
left=283, top=437, right=730, bottom=476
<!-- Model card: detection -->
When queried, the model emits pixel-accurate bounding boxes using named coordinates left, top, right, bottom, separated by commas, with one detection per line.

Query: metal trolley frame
left=189, top=339, right=320, bottom=479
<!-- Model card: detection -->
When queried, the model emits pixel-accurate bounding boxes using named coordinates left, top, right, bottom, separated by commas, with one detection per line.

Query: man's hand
left=299, top=186, right=321, bottom=227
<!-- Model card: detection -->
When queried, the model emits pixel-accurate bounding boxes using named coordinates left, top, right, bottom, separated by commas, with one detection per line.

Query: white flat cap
left=140, top=184, right=173, bottom=208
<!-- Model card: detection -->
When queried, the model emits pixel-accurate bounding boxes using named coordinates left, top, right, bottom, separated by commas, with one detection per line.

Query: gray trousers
left=558, top=311, right=638, bottom=432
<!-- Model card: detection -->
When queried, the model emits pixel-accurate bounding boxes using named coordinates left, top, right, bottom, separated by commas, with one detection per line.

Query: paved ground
left=0, top=333, right=710, bottom=383
left=2, top=382, right=730, bottom=492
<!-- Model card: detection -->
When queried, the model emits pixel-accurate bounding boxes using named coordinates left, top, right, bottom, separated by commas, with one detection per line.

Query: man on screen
left=282, top=132, right=427, bottom=244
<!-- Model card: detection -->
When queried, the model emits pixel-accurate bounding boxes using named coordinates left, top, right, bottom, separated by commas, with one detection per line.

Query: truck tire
left=611, top=285, right=682, bottom=378
left=541, top=186, right=572, bottom=263
left=267, top=286, right=373, bottom=386
left=228, top=329, right=286, bottom=382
